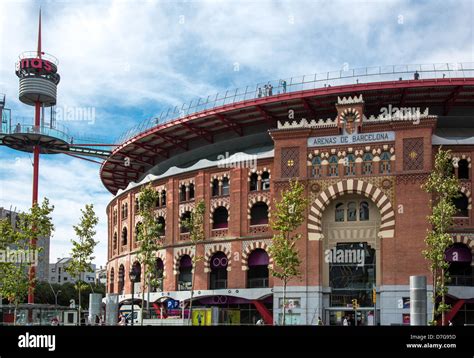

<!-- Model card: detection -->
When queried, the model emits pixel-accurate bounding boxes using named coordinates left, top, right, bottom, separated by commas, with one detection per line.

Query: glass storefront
left=329, top=242, right=376, bottom=308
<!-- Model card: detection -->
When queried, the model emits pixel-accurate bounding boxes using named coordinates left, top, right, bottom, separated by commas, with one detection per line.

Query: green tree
left=422, top=148, right=460, bottom=325
left=269, top=180, right=307, bottom=325
left=136, top=184, right=163, bottom=325
left=65, top=204, right=99, bottom=324
left=0, top=198, right=54, bottom=324
left=182, top=200, right=206, bottom=325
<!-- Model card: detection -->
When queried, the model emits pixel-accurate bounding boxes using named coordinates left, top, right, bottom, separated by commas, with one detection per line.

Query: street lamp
left=129, top=268, right=138, bottom=326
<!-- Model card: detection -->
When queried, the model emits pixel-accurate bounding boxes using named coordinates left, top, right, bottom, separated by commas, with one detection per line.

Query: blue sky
left=0, top=0, right=473, bottom=267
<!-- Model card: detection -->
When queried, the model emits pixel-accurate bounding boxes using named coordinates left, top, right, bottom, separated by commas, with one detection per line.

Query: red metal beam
left=180, top=121, right=214, bottom=142
left=443, top=86, right=463, bottom=115
left=131, top=141, right=169, bottom=158
left=301, top=97, right=317, bottom=118
left=214, top=113, right=243, bottom=136
left=255, top=105, right=276, bottom=125
left=152, top=132, right=188, bottom=150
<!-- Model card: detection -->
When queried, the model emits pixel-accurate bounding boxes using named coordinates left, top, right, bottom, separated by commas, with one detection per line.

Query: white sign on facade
left=308, top=131, right=395, bottom=147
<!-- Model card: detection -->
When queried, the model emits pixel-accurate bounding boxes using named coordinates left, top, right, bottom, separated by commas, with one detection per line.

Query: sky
left=0, top=0, right=473, bottom=268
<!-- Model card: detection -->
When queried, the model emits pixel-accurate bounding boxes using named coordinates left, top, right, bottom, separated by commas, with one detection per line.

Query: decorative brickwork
left=308, top=179, right=395, bottom=240
left=281, top=147, right=299, bottom=178
left=403, top=137, right=424, bottom=171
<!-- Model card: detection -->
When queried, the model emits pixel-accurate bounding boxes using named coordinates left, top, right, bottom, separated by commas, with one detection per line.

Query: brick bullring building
left=103, top=65, right=474, bottom=325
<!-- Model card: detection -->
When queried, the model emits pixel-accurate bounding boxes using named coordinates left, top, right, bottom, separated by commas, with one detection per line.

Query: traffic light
left=351, top=299, right=358, bottom=310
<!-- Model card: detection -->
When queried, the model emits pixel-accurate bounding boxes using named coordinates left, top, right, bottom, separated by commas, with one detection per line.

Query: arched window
left=118, top=265, right=125, bottom=294
left=458, top=159, right=469, bottom=179
left=178, top=255, right=192, bottom=291
left=113, top=232, right=117, bottom=250
left=153, top=258, right=164, bottom=292
left=446, top=243, right=472, bottom=286
left=261, top=171, right=270, bottom=190
left=345, top=154, right=355, bottom=176
left=180, top=211, right=191, bottom=233
left=179, top=184, right=187, bottom=202
left=359, top=201, right=370, bottom=221
left=453, top=193, right=469, bottom=217
left=189, top=183, right=195, bottom=200
left=156, top=216, right=165, bottom=236
left=247, top=249, right=269, bottom=288
left=131, top=261, right=141, bottom=283
left=109, top=268, right=115, bottom=293
left=380, top=152, right=391, bottom=174
left=250, top=202, right=269, bottom=225
left=121, top=227, right=128, bottom=246
left=312, top=157, right=322, bottom=178
left=249, top=173, right=258, bottom=191
left=161, top=190, right=167, bottom=207
left=209, top=251, right=228, bottom=289
left=335, top=203, right=345, bottom=222
left=362, top=153, right=373, bottom=175
left=113, top=210, right=117, bottom=225
left=212, top=207, right=229, bottom=229
left=212, top=179, right=220, bottom=197
left=135, top=222, right=142, bottom=242
left=222, top=177, right=230, bottom=196
left=347, top=202, right=357, bottom=221
left=328, top=155, right=339, bottom=177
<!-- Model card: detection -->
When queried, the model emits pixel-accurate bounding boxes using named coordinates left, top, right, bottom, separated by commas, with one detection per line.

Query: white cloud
left=0, top=0, right=472, bottom=273
left=0, top=150, right=110, bottom=267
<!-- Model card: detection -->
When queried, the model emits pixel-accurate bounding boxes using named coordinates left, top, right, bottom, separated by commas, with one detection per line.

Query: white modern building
left=49, top=257, right=96, bottom=285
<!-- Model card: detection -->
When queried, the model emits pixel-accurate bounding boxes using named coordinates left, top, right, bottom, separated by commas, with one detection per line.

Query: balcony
left=247, top=278, right=269, bottom=289
left=210, top=279, right=228, bottom=290
left=448, top=275, right=474, bottom=286
left=211, top=228, right=228, bottom=238
left=249, top=224, right=269, bottom=235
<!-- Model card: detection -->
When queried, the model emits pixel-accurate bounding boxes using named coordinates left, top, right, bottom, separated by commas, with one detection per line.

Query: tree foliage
left=136, top=184, right=163, bottom=325
left=269, top=179, right=307, bottom=325
left=0, top=199, right=54, bottom=315
left=422, top=148, right=460, bottom=325
left=182, top=199, right=206, bottom=325
left=65, top=204, right=99, bottom=319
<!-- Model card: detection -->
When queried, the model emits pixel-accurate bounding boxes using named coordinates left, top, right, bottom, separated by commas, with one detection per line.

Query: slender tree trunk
left=282, top=281, right=287, bottom=326
left=188, top=258, right=196, bottom=326
left=431, top=271, right=436, bottom=324
left=140, top=267, right=145, bottom=326
left=441, top=267, right=445, bottom=326
left=14, top=302, right=17, bottom=326
left=78, top=284, right=82, bottom=326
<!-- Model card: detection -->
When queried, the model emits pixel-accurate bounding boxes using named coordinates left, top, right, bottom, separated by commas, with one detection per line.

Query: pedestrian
left=264, top=84, right=268, bottom=96
left=256, top=317, right=264, bottom=325
left=257, top=87, right=262, bottom=98
left=281, top=80, right=287, bottom=93
left=343, top=316, right=349, bottom=326
left=414, top=71, right=420, bottom=80
left=448, top=320, right=453, bottom=326
left=118, top=314, right=126, bottom=326
left=317, top=316, right=324, bottom=326
left=268, top=84, right=273, bottom=96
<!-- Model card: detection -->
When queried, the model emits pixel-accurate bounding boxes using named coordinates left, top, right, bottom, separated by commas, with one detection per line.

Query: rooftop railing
left=116, top=62, right=474, bottom=145
left=0, top=118, right=115, bottom=150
